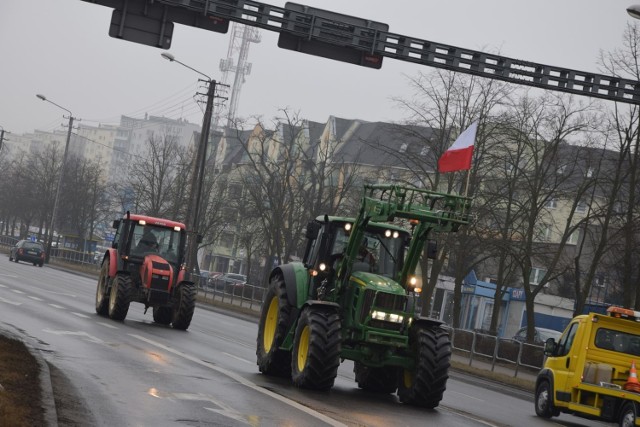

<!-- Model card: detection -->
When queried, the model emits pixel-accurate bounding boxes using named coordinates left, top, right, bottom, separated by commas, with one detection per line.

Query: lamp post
left=0, top=126, right=5, bottom=153
left=36, top=94, right=75, bottom=263
left=161, top=52, right=216, bottom=275
left=628, top=5, right=640, bottom=19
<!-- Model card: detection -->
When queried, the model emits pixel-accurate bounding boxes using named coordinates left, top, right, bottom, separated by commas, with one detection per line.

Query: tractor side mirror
left=112, top=219, right=120, bottom=229
left=306, top=221, right=321, bottom=239
left=427, top=240, right=437, bottom=259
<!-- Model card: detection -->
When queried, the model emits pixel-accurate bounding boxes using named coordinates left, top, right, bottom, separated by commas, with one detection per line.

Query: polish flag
left=438, top=121, right=478, bottom=173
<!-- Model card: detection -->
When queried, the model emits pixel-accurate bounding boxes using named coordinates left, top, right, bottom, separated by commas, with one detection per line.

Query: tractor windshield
left=131, top=223, right=182, bottom=264
left=332, top=225, right=407, bottom=279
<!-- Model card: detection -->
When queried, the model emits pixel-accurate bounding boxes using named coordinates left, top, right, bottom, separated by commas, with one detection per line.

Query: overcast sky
left=0, top=0, right=634, bottom=135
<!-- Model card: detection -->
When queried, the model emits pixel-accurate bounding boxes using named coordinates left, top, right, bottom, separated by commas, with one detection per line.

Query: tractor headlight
left=408, top=275, right=422, bottom=293
left=371, top=310, right=404, bottom=323
left=319, top=263, right=327, bottom=271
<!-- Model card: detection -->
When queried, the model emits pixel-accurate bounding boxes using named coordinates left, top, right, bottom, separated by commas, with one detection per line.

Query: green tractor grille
left=359, top=289, right=407, bottom=331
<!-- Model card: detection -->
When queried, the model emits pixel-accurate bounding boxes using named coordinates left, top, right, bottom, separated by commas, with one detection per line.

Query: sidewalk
left=450, top=350, right=537, bottom=394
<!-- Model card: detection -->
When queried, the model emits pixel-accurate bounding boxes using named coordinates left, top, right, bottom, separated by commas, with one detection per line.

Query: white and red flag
left=438, top=121, right=478, bottom=173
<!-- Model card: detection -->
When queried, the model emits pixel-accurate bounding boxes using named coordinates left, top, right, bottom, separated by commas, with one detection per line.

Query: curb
left=0, top=324, right=58, bottom=427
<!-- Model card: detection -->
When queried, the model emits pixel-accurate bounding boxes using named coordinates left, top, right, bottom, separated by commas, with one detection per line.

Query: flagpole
left=463, top=168, right=471, bottom=198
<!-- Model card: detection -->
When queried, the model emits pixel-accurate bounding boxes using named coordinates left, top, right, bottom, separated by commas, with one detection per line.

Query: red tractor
left=95, top=212, right=196, bottom=330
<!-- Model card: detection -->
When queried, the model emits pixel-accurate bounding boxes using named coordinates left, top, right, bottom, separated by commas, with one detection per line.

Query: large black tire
left=354, top=362, right=399, bottom=394
left=256, top=275, right=293, bottom=377
left=108, top=274, right=132, bottom=321
left=153, top=306, right=173, bottom=325
left=398, top=326, right=451, bottom=408
left=95, top=259, right=111, bottom=316
left=171, top=282, right=196, bottom=330
left=620, top=402, right=637, bottom=427
left=291, top=306, right=341, bottom=391
left=534, top=380, right=556, bottom=418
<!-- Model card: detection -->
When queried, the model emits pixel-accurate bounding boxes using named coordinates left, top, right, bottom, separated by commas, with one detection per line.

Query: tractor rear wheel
left=171, top=282, right=196, bottom=330
left=257, top=274, right=293, bottom=377
left=397, top=326, right=451, bottom=408
left=153, top=306, right=173, bottom=325
left=108, top=274, right=132, bottom=321
left=354, top=362, right=399, bottom=394
left=95, top=259, right=111, bottom=316
left=291, top=306, right=341, bottom=391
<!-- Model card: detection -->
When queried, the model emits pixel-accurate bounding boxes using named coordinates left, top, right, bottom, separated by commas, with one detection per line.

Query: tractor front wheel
left=256, top=274, right=293, bottom=377
left=398, top=326, right=451, bottom=408
left=354, top=362, right=399, bottom=394
left=108, top=274, right=132, bottom=321
left=291, top=306, right=341, bottom=391
left=171, top=282, right=196, bottom=330
left=95, top=258, right=111, bottom=316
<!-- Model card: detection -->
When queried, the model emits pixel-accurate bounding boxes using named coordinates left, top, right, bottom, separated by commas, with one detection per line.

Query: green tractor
left=256, top=184, right=472, bottom=408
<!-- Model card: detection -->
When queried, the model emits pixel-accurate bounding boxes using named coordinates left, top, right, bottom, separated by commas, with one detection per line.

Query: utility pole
left=36, top=94, right=76, bottom=263
left=185, top=78, right=216, bottom=274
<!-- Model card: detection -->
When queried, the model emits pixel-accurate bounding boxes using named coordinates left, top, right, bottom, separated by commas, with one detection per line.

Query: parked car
left=214, top=273, right=247, bottom=290
left=9, top=240, right=46, bottom=267
left=512, top=326, right=561, bottom=345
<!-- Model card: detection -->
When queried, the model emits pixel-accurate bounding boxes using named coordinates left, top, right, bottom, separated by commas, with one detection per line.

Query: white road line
left=97, top=322, right=119, bottom=329
left=72, top=312, right=90, bottom=319
left=48, top=304, right=64, bottom=309
left=42, top=329, right=106, bottom=345
left=12, top=289, right=25, bottom=294
left=130, top=334, right=347, bottom=427
left=28, top=296, right=44, bottom=301
left=0, top=296, right=22, bottom=306
left=223, top=352, right=253, bottom=365
left=0, top=283, right=8, bottom=287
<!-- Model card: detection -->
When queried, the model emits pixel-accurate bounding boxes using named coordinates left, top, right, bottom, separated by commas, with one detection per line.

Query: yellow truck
left=535, top=306, right=640, bottom=427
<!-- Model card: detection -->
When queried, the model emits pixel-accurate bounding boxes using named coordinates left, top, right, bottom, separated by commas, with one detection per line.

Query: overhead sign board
left=278, top=2, right=388, bottom=69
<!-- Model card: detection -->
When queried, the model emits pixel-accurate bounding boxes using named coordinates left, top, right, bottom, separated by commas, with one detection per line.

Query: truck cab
left=536, top=306, right=640, bottom=427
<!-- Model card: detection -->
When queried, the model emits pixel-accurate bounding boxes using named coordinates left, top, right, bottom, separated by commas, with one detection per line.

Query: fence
left=448, top=328, right=545, bottom=377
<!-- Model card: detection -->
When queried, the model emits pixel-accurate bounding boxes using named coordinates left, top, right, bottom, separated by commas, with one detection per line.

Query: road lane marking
left=97, top=322, right=119, bottom=329
left=28, top=296, right=44, bottom=301
left=223, top=352, right=253, bottom=365
left=12, top=289, right=25, bottom=294
left=42, top=329, right=106, bottom=345
left=130, top=334, right=347, bottom=427
left=0, top=296, right=22, bottom=306
left=48, top=304, right=64, bottom=309
left=72, top=312, right=90, bottom=319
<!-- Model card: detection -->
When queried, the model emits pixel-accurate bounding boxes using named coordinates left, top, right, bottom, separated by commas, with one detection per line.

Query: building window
left=576, top=200, right=587, bottom=214
left=530, top=267, right=547, bottom=285
left=557, top=165, right=566, bottom=174
left=420, top=146, right=429, bottom=156
left=399, top=143, right=408, bottom=153
left=567, top=229, right=580, bottom=245
left=586, top=167, right=594, bottom=178
left=220, top=232, right=234, bottom=248
left=545, top=198, right=557, bottom=209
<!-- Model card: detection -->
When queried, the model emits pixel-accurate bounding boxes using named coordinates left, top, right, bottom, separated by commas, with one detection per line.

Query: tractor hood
left=349, top=271, right=405, bottom=295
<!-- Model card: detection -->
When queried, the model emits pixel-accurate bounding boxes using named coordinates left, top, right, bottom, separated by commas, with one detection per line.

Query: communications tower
left=217, top=22, right=261, bottom=128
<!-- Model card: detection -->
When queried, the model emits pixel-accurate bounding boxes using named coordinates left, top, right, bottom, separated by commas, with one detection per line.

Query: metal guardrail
left=448, top=328, right=544, bottom=377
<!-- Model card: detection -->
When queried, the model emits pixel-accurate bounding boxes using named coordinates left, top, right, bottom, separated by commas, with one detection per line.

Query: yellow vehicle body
left=535, top=307, right=640, bottom=426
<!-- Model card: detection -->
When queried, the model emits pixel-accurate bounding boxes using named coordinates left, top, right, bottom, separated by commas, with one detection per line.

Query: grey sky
left=0, top=0, right=634, bottom=135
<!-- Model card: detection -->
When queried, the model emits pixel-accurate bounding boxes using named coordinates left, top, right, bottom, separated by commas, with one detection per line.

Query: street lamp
left=0, top=125, right=8, bottom=154
left=161, top=52, right=216, bottom=275
left=628, top=5, right=640, bottom=19
left=36, top=94, right=75, bottom=263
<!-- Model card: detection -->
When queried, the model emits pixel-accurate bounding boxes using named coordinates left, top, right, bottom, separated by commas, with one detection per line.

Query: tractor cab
left=113, top=215, right=186, bottom=269
left=303, top=217, right=412, bottom=300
